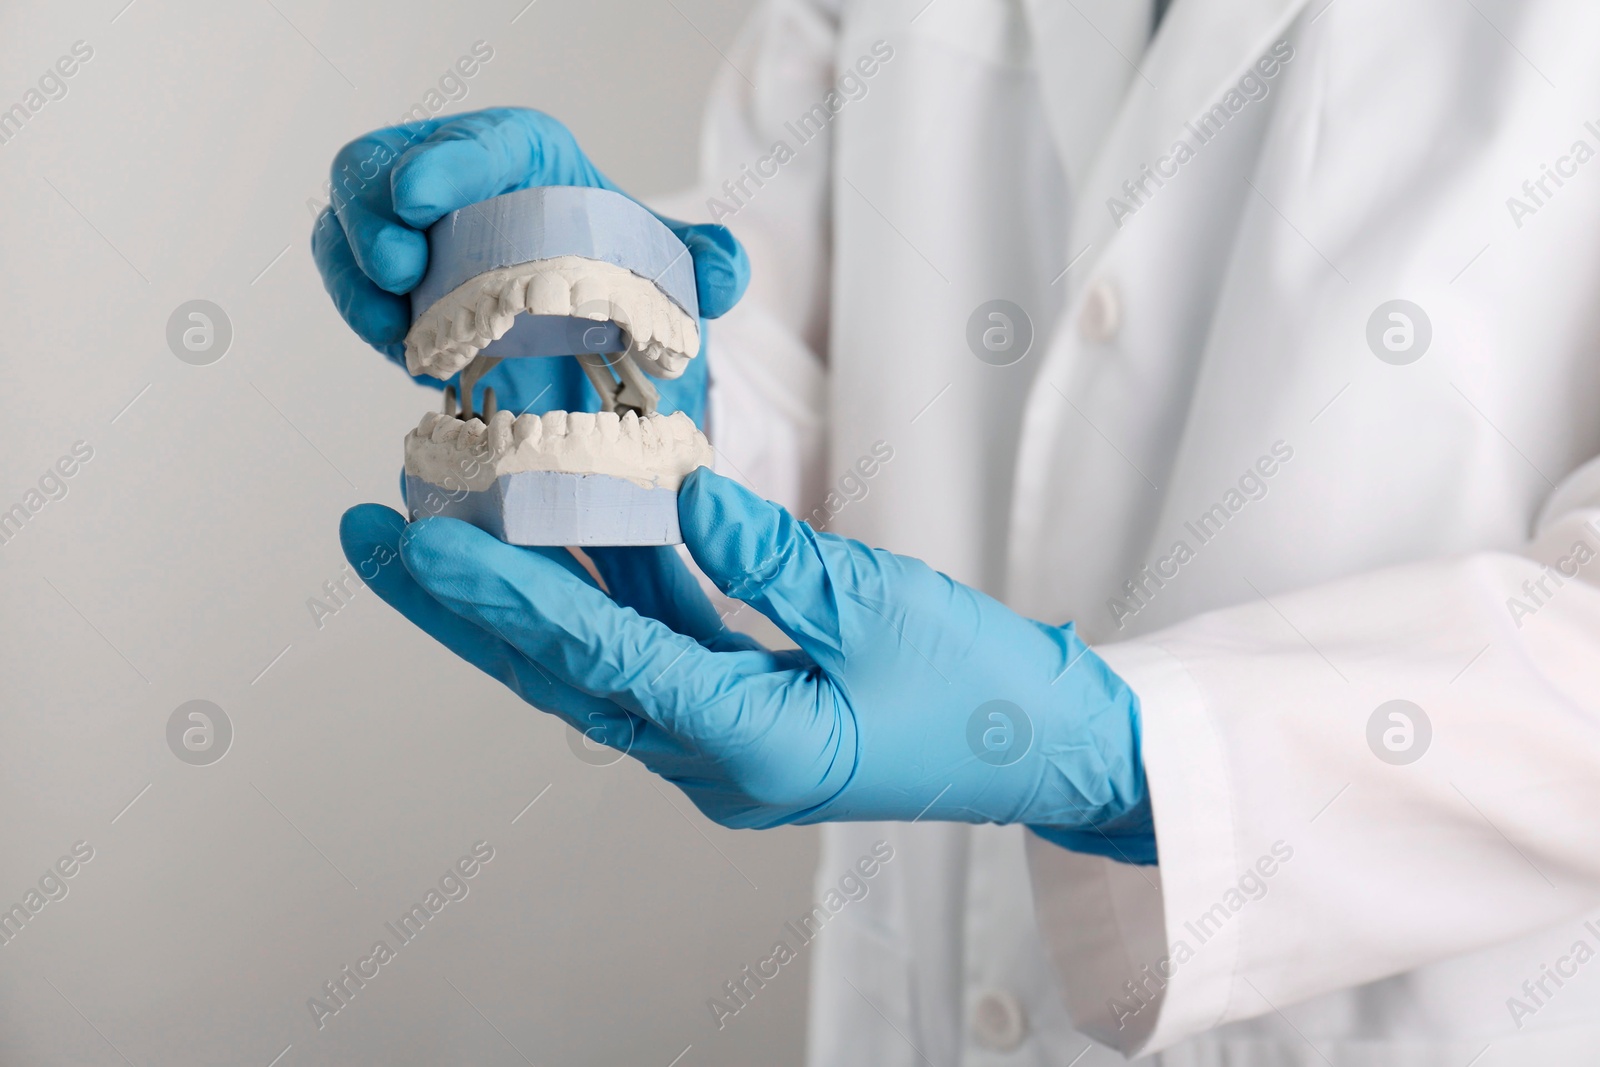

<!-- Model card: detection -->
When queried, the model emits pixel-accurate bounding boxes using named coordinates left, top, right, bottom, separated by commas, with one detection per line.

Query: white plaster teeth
left=567, top=411, right=596, bottom=438
left=404, top=256, right=700, bottom=385
left=432, top=416, right=463, bottom=445
left=473, top=291, right=499, bottom=337
left=450, top=305, right=474, bottom=343
left=628, top=305, right=652, bottom=349
left=528, top=273, right=569, bottom=315
left=460, top=417, right=488, bottom=453
left=512, top=413, right=542, bottom=447
left=625, top=316, right=700, bottom=380
left=418, top=410, right=446, bottom=438
left=488, top=410, right=515, bottom=456
left=406, top=409, right=711, bottom=492
left=570, top=275, right=609, bottom=319
left=649, top=302, right=669, bottom=353
left=504, top=274, right=529, bottom=312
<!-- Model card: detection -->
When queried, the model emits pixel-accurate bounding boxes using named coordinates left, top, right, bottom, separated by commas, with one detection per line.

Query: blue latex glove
left=340, top=469, right=1155, bottom=864
left=309, top=107, right=750, bottom=424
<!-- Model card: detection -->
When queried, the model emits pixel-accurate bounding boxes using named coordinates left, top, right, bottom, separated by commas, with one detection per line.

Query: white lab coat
left=678, top=0, right=1600, bottom=1062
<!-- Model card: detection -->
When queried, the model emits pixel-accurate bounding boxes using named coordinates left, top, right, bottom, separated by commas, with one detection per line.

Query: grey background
left=0, top=2, right=825, bottom=1065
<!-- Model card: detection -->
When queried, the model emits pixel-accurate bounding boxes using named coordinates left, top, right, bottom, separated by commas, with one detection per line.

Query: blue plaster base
left=405, top=470, right=682, bottom=546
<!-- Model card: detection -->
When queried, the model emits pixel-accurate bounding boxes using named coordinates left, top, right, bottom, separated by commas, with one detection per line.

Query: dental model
left=403, top=410, right=711, bottom=545
left=400, top=186, right=711, bottom=546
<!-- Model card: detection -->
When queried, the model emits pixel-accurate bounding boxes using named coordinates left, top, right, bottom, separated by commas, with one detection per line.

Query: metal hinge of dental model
left=441, top=350, right=661, bottom=421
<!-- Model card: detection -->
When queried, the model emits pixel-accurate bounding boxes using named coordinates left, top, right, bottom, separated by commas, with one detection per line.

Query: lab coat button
left=971, top=988, right=1028, bottom=1051
left=1079, top=279, right=1121, bottom=342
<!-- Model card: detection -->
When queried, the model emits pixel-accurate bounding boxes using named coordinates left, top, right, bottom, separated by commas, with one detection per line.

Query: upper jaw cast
left=402, top=256, right=701, bottom=387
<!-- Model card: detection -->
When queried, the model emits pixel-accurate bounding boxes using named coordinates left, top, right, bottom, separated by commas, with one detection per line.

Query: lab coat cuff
left=1025, top=639, right=1238, bottom=1056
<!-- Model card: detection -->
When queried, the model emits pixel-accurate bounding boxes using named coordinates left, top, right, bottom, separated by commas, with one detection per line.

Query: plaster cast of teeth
left=400, top=187, right=706, bottom=545
left=405, top=409, right=712, bottom=493
left=404, top=256, right=701, bottom=383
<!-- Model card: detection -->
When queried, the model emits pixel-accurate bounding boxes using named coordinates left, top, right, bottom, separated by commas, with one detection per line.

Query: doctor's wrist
left=1027, top=798, right=1157, bottom=865
left=1027, top=640, right=1157, bottom=865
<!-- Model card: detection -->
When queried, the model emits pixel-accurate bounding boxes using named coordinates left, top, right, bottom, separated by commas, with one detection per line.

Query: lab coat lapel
left=1144, top=0, right=1316, bottom=117
left=1016, top=0, right=1153, bottom=191
left=1066, top=0, right=1318, bottom=278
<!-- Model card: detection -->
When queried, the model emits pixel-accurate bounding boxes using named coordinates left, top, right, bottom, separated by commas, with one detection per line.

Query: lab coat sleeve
left=1026, top=456, right=1600, bottom=1055
left=649, top=0, right=842, bottom=516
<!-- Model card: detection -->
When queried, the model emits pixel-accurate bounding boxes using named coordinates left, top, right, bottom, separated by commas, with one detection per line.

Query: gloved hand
left=309, top=107, right=750, bottom=424
left=340, top=468, right=1155, bottom=864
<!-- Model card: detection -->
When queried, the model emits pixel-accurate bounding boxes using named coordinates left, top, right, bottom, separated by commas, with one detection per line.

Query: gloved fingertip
left=395, top=514, right=530, bottom=596
left=677, top=224, right=751, bottom=318
left=362, top=224, right=429, bottom=295
left=348, top=288, right=412, bottom=345
left=678, top=468, right=791, bottom=598
left=312, top=206, right=409, bottom=343
left=394, top=514, right=463, bottom=568
left=391, top=140, right=487, bottom=228
left=396, top=517, right=604, bottom=621
left=309, top=207, right=341, bottom=249
left=339, top=504, right=411, bottom=588
left=340, top=503, right=405, bottom=549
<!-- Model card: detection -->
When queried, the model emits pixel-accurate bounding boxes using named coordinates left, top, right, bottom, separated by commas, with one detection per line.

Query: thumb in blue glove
left=340, top=469, right=1154, bottom=864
